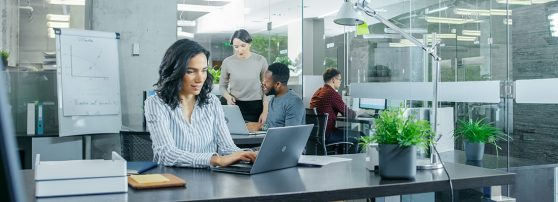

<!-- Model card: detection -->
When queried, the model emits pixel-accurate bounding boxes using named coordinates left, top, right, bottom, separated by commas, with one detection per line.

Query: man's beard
left=265, top=87, right=277, bottom=96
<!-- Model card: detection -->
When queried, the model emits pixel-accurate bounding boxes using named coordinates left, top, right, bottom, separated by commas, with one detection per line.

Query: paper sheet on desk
left=298, top=155, right=352, bottom=166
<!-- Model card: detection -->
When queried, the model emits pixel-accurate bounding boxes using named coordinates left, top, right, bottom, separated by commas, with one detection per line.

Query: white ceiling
left=180, top=0, right=448, bottom=36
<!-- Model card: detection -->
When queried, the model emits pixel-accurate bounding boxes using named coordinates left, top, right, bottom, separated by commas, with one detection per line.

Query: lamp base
left=417, top=163, right=444, bottom=170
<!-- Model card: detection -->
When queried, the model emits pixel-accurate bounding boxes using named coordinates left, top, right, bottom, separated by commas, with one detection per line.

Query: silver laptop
left=222, top=105, right=266, bottom=135
left=212, top=124, right=313, bottom=175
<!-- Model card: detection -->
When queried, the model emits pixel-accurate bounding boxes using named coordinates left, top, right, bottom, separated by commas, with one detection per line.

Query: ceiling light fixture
left=426, top=33, right=456, bottom=38
left=46, top=21, right=69, bottom=28
left=425, top=6, right=449, bottom=14
left=462, top=30, right=481, bottom=36
left=496, top=0, right=555, bottom=5
left=425, top=16, right=481, bottom=24
left=177, top=31, right=194, bottom=38
left=47, top=0, right=85, bottom=6
left=177, top=20, right=196, bottom=27
left=454, top=8, right=510, bottom=16
left=46, top=14, right=70, bottom=21
left=457, top=35, right=477, bottom=41
left=177, top=4, right=221, bottom=12
left=384, top=27, right=427, bottom=34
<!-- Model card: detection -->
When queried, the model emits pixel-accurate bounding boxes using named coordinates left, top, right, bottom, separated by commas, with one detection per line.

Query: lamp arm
left=355, top=3, right=441, bottom=61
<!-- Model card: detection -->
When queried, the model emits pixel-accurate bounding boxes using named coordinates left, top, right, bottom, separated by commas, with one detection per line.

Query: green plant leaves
left=274, top=56, right=292, bottom=66
left=359, top=108, right=432, bottom=149
left=0, top=50, right=9, bottom=59
left=208, top=66, right=220, bottom=84
left=454, top=118, right=509, bottom=151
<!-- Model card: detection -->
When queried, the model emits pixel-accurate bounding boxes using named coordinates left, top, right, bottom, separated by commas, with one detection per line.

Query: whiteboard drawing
left=55, top=28, right=122, bottom=136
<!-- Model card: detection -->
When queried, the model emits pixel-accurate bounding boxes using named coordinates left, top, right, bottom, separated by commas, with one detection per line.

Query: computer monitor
left=0, top=66, right=27, bottom=202
left=359, top=98, right=387, bottom=111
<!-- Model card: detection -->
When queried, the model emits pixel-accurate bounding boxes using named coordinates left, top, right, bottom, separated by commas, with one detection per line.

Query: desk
left=336, top=116, right=374, bottom=125
left=440, top=150, right=554, bottom=201
left=23, top=154, right=514, bottom=201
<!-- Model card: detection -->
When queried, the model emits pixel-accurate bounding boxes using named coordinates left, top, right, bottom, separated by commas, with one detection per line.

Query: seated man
left=247, top=63, right=305, bottom=131
left=310, top=68, right=363, bottom=153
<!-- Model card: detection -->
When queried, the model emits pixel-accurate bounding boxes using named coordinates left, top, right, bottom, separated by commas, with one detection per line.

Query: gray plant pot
left=378, top=144, right=416, bottom=179
left=1, top=58, right=7, bottom=68
left=464, top=142, right=485, bottom=161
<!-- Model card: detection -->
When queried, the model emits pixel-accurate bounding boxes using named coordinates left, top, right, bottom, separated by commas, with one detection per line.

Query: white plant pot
left=365, top=143, right=379, bottom=171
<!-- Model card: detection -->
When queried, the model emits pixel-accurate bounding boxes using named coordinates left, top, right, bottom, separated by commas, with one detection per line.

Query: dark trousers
left=236, top=100, right=263, bottom=122
left=326, top=128, right=364, bottom=154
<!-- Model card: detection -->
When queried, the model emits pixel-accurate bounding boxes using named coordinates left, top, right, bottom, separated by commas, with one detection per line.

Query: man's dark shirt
left=309, top=84, right=355, bottom=137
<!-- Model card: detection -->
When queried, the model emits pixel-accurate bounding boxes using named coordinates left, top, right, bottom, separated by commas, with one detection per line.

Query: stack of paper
left=34, top=151, right=127, bottom=197
left=129, top=174, right=168, bottom=184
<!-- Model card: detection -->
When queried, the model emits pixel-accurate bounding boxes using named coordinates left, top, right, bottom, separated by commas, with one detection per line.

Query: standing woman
left=220, top=29, right=269, bottom=123
left=145, top=39, right=256, bottom=168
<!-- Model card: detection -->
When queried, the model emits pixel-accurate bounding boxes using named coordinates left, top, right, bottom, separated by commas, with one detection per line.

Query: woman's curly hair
left=154, top=39, right=213, bottom=109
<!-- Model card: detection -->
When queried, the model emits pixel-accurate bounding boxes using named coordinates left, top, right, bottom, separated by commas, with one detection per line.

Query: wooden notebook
left=128, top=174, right=186, bottom=189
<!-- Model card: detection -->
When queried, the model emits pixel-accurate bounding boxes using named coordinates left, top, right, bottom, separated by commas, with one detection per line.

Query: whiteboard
left=55, top=28, right=122, bottom=136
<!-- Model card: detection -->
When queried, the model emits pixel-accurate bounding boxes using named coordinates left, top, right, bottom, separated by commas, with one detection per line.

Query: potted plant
left=208, top=65, right=221, bottom=95
left=454, top=118, right=508, bottom=161
left=358, top=135, right=378, bottom=171
left=365, top=108, right=431, bottom=179
left=208, top=65, right=221, bottom=84
left=1, top=50, right=9, bottom=67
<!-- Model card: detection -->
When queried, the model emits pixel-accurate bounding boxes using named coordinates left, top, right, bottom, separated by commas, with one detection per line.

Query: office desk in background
left=336, top=116, right=374, bottom=125
left=336, top=116, right=375, bottom=136
left=22, top=154, right=514, bottom=201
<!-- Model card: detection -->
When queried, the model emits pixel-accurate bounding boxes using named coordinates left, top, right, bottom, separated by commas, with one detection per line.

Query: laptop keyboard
left=217, top=164, right=252, bottom=173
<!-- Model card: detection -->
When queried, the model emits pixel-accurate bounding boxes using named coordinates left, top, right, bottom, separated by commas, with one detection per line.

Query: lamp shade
left=334, top=1, right=364, bottom=26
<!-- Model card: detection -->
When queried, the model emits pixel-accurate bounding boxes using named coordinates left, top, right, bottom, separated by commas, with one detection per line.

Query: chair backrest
left=120, top=131, right=154, bottom=161
left=305, top=110, right=329, bottom=156
left=306, top=108, right=317, bottom=115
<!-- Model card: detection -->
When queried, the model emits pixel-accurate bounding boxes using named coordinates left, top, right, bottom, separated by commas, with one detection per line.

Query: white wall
left=91, top=0, right=176, bottom=127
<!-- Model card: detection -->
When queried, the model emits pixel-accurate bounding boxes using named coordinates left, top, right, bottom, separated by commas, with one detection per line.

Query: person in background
left=145, top=39, right=256, bottom=168
left=310, top=68, right=362, bottom=153
left=246, top=63, right=305, bottom=131
left=220, top=29, right=269, bottom=124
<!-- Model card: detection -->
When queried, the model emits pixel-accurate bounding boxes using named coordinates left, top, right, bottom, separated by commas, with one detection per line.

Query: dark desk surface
left=440, top=150, right=544, bottom=169
left=23, top=154, right=514, bottom=201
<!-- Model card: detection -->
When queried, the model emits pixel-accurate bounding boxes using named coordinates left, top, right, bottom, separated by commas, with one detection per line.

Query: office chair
left=305, top=108, right=354, bottom=155
left=305, top=113, right=328, bottom=155
left=120, top=131, right=154, bottom=161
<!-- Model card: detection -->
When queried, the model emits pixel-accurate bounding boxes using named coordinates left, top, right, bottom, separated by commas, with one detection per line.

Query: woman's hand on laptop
left=246, top=122, right=263, bottom=132
left=210, top=151, right=257, bottom=167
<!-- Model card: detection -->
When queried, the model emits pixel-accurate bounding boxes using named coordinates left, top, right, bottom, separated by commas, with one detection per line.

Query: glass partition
left=303, top=0, right=558, bottom=199
left=187, top=0, right=303, bottom=96
left=9, top=0, right=86, bottom=134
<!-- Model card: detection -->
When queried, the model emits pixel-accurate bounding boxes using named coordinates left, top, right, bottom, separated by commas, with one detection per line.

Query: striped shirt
left=144, top=94, right=240, bottom=168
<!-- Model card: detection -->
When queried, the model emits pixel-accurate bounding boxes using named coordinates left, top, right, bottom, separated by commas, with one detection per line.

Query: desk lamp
left=334, top=0, right=443, bottom=170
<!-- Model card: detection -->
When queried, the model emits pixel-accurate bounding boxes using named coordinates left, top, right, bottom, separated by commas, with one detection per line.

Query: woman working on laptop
left=145, top=39, right=257, bottom=168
